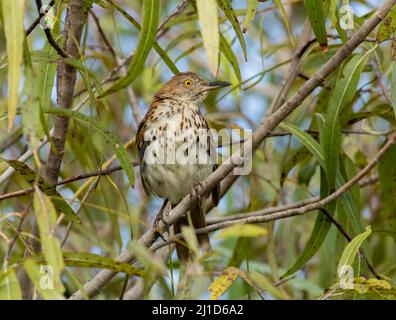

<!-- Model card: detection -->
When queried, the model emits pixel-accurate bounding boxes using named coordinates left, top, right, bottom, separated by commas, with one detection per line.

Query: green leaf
left=0, top=269, right=22, bottom=300
left=337, top=226, right=372, bottom=278
left=377, top=6, right=396, bottom=43
left=23, top=259, right=65, bottom=300
left=100, top=0, right=160, bottom=97
left=243, top=0, right=258, bottom=33
left=279, top=123, right=363, bottom=278
left=279, top=123, right=325, bottom=168
left=127, top=241, right=166, bottom=274
left=304, top=0, right=328, bottom=50
left=30, top=252, right=143, bottom=276
left=22, top=43, right=42, bottom=150
left=43, top=108, right=135, bottom=187
left=2, top=0, right=25, bottom=128
left=323, top=48, right=375, bottom=189
left=106, top=0, right=179, bottom=75
left=217, top=0, right=248, bottom=61
left=281, top=147, right=312, bottom=186
left=33, top=190, right=65, bottom=293
left=216, top=224, right=267, bottom=240
left=391, top=63, right=396, bottom=119
left=378, top=143, right=396, bottom=231
left=249, top=271, right=289, bottom=300
left=1, top=159, right=80, bottom=223
left=273, top=0, right=296, bottom=48
left=219, top=33, right=241, bottom=81
left=197, top=0, right=220, bottom=76
left=227, top=237, right=252, bottom=267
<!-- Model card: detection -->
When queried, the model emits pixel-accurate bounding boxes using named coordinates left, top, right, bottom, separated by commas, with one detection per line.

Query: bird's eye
left=184, top=79, right=193, bottom=87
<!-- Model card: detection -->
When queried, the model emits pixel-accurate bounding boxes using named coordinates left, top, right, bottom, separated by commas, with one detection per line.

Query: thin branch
left=89, top=10, right=117, bottom=61
left=150, top=133, right=396, bottom=277
left=371, top=56, right=393, bottom=105
left=0, top=163, right=138, bottom=201
left=207, top=174, right=379, bottom=225
left=26, top=0, right=56, bottom=36
left=156, top=0, right=189, bottom=39
left=188, top=133, right=396, bottom=236
left=68, top=0, right=396, bottom=300
left=35, top=0, right=70, bottom=58
left=268, top=18, right=312, bottom=114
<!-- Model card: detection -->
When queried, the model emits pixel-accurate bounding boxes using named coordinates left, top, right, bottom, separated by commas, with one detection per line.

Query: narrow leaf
left=2, top=159, right=80, bottom=223
left=378, top=144, right=396, bottom=231
left=216, top=224, right=267, bottom=240
left=217, top=0, right=248, bottom=61
left=220, top=33, right=241, bottom=81
left=208, top=266, right=239, bottom=300
left=273, top=0, right=296, bottom=48
left=100, top=0, right=160, bottom=97
left=391, top=63, right=396, bottom=118
left=279, top=123, right=363, bottom=278
left=43, top=108, right=135, bottom=187
left=323, top=48, right=375, bottom=189
left=304, top=0, right=328, bottom=50
left=197, top=0, right=220, bottom=76
left=30, top=252, right=143, bottom=276
left=106, top=0, right=179, bottom=75
left=337, top=226, right=372, bottom=277
left=2, top=0, right=25, bottom=128
left=377, top=6, right=396, bottom=43
left=33, top=190, right=65, bottom=293
left=243, top=0, right=258, bottom=33
left=0, top=269, right=22, bottom=300
left=23, top=259, right=65, bottom=300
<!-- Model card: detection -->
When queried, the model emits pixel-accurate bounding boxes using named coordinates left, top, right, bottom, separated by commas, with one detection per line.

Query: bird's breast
left=139, top=104, right=216, bottom=204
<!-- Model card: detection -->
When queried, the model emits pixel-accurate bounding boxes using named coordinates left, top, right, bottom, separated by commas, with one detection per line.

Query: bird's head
left=155, top=72, right=230, bottom=104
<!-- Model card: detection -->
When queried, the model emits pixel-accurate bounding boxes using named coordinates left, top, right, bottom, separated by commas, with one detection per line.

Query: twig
left=35, top=0, right=70, bottom=58
left=0, top=163, right=137, bottom=201
left=371, top=56, right=393, bottom=105
left=68, top=1, right=396, bottom=300
left=156, top=0, right=189, bottom=39
left=26, top=0, right=56, bottom=36
left=89, top=10, right=117, bottom=61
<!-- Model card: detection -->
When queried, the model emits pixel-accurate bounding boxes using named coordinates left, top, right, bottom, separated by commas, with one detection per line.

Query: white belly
left=140, top=108, right=215, bottom=204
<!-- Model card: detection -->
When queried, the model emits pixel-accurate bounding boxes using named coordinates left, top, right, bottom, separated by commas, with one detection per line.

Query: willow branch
left=35, top=0, right=70, bottom=58
left=26, top=0, right=56, bottom=36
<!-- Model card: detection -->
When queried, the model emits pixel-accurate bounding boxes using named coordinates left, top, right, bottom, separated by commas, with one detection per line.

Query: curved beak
left=200, top=81, right=231, bottom=93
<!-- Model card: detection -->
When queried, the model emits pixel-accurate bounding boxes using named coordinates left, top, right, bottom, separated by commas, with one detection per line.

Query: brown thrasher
left=136, top=72, right=230, bottom=260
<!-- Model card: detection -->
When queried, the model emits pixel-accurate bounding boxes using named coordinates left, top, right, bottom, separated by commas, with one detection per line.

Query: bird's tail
left=173, top=203, right=211, bottom=261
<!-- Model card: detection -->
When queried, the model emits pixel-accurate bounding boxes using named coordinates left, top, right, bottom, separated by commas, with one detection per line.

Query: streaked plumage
left=136, top=72, right=230, bottom=260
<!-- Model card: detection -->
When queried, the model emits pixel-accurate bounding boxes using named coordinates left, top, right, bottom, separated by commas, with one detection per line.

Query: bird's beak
left=200, top=81, right=231, bottom=93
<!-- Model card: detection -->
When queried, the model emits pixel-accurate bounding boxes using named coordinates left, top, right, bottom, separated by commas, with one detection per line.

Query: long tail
left=173, top=203, right=211, bottom=261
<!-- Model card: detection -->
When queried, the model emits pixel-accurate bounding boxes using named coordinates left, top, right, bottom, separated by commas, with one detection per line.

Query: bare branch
left=26, top=0, right=56, bottom=36
left=34, top=0, right=70, bottom=58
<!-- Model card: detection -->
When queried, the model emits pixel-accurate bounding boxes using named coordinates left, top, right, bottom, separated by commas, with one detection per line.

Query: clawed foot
left=189, top=182, right=203, bottom=203
left=153, top=200, right=170, bottom=242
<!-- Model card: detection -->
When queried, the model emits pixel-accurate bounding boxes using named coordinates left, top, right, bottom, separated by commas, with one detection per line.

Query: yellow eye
left=184, top=79, right=193, bottom=87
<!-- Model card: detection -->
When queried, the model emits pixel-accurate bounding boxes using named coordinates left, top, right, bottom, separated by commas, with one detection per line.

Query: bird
left=136, top=72, right=230, bottom=261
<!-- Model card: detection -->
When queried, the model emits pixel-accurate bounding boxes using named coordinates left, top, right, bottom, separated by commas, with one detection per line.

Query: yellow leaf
left=216, top=224, right=267, bottom=240
left=208, top=266, right=239, bottom=299
left=197, top=0, right=219, bottom=76
left=2, top=0, right=25, bottom=129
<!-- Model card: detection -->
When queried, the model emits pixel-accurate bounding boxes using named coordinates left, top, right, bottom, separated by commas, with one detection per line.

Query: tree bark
left=18, top=0, right=89, bottom=299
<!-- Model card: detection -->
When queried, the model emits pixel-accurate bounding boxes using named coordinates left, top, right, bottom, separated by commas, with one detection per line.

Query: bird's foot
left=153, top=200, right=170, bottom=242
left=189, top=182, right=203, bottom=203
